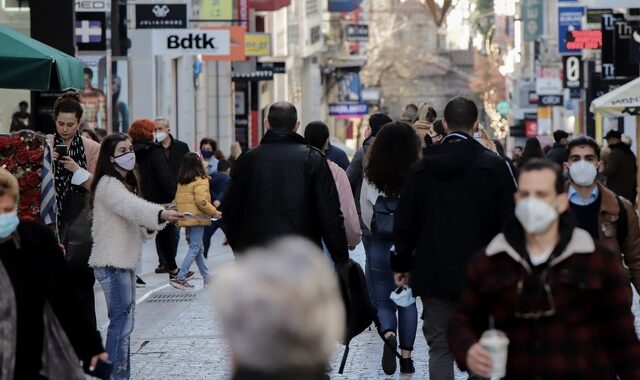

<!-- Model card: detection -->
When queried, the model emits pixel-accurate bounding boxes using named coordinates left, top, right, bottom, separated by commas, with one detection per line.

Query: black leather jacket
left=221, top=129, right=348, bottom=263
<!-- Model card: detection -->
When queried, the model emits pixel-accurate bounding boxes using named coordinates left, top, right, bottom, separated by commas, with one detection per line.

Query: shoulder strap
left=616, top=196, right=628, bottom=248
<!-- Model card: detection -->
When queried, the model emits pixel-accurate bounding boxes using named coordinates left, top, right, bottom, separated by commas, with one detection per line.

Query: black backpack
left=336, top=259, right=400, bottom=374
left=370, top=195, right=399, bottom=241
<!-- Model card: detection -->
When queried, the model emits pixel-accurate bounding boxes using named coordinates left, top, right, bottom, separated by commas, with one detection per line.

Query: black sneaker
left=382, top=334, right=397, bottom=375
left=169, top=270, right=194, bottom=280
left=135, top=275, right=146, bottom=288
left=155, top=264, right=168, bottom=274
left=400, top=358, right=415, bottom=374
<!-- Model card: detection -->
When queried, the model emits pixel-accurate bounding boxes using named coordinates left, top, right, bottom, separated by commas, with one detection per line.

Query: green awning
left=0, top=26, right=84, bottom=91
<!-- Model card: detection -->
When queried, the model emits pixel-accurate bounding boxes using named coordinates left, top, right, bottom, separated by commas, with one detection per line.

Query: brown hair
left=0, top=168, right=20, bottom=202
left=178, top=152, right=208, bottom=185
left=54, top=91, right=84, bottom=120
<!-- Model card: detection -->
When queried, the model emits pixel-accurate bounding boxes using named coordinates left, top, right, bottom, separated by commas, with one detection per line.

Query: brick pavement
left=94, top=232, right=640, bottom=379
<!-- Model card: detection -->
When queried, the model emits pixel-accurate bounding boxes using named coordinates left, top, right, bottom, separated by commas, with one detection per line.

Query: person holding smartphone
left=48, top=92, right=102, bottom=334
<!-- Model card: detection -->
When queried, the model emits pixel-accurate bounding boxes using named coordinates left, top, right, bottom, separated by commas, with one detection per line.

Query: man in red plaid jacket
left=448, top=159, right=640, bottom=379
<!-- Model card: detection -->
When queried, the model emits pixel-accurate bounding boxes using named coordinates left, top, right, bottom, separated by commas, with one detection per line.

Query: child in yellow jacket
left=171, top=152, right=221, bottom=289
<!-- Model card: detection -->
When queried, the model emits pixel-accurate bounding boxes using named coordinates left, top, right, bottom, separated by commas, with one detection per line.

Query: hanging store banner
left=153, top=29, right=230, bottom=56
left=558, top=6, right=584, bottom=55
left=257, top=61, right=286, bottom=73
left=563, top=55, right=583, bottom=89
left=601, top=13, right=624, bottom=79
left=521, top=0, right=543, bottom=42
left=200, top=0, right=233, bottom=21
left=536, top=67, right=563, bottom=95
left=538, top=94, right=563, bottom=106
left=76, top=11, right=107, bottom=51
left=587, top=9, right=612, bottom=24
left=614, top=19, right=640, bottom=77
left=76, top=0, right=110, bottom=11
left=250, top=0, right=290, bottom=12
left=202, top=27, right=246, bottom=61
left=329, top=103, right=368, bottom=118
left=328, top=0, right=362, bottom=13
left=135, top=4, right=187, bottom=29
left=338, top=72, right=361, bottom=102
left=345, top=24, right=369, bottom=42
left=245, top=33, right=272, bottom=56
left=232, top=70, right=274, bottom=82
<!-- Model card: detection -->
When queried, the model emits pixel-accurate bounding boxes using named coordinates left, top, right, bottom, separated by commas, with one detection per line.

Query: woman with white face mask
left=88, top=134, right=184, bottom=380
left=0, top=168, right=108, bottom=379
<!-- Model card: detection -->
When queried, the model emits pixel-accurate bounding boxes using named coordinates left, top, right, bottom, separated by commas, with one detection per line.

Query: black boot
left=400, top=357, right=415, bottom=374
left=382, top=334, right=397, bottom=375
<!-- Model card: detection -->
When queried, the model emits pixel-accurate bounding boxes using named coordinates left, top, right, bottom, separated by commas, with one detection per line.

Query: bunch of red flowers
left=0, top=131, right=45, bottom=222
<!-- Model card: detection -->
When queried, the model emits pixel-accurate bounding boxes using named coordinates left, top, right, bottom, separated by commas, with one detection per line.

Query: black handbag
left=370, top=195, right=399, bottom=241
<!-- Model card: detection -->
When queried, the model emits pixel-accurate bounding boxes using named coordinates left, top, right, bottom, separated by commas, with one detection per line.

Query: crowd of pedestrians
left=2, top=90, right=640, bottom=380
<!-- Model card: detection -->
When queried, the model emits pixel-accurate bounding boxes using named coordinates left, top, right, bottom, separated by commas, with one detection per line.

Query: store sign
left=563, top=55, right=583, bottom=89
left=329, top=103, right=368, bottom=118
left=565, top=29, right=602, bottom=50
left=201, top=0, right=233, bottom=21
left=257, top=61, right=286, bottom=73
left=135, top=4, right=187, bottom=29
left=328, top=0, right=362, bottom=12
left=203, top=27, right=246, bottom=61
left=539, top=94, right=563, bottom=106
left=346, top=24, right=369, bottom=42
left=558, top=6, right=584, bottom=54
left=496, top=100, right=511, bottom=116
left=536, top=67, right=563, bottom=95
left=601, top=13, right=624, bottom=79
left=361, top=87, right=380, bottom=102
left=528, top=91, right=539, bottom=104
left=232, top=70, right=274, bottom=82
left=75, top=0, right=110, bottom=11
left=525, top=120, right=538, bottom=137
left=250, top=0, right=290, bottom=11
left=521, top=0, right=543, bottom=41
left=587, top=9, right=612, bottom=24
left=245, top=33, right=271, bottom=56
left=76, top=12, right=106, bottom=51
left=153, top=29, right=230, bottom=56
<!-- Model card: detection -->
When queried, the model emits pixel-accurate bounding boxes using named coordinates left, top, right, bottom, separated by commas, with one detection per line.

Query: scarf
left=53, top=134, right=88, bottom=219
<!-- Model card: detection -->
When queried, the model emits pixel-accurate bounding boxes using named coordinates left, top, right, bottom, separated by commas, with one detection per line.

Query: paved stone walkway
left=94, top=231, right=640, bottom=379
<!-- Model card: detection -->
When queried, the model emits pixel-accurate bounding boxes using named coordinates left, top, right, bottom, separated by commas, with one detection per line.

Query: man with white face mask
left=449, top=159, right=640, bottom=379
left=565, top=136, right=640, bottom=294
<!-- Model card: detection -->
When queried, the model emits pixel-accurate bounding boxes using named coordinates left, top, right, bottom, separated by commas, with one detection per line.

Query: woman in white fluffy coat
left=89, top=134, right=183, bottom=380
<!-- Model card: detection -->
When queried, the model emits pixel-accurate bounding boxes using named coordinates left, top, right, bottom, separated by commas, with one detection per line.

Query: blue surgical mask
left=0, top=210, right=20, bottom=239
left=390, top=286, right=416, bottom=307
left=201, top=150, right=214, bottom=159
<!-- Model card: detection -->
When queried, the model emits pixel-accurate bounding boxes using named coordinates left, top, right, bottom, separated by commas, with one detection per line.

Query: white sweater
left=89, top=176, right=167, bottom=270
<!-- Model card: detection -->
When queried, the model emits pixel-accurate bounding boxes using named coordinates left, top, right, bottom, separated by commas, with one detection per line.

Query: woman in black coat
left=128, top=119, right=179, bottom=277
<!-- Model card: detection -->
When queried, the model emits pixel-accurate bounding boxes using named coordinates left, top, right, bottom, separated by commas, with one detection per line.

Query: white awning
left=589, top=76, right=640, bottom=117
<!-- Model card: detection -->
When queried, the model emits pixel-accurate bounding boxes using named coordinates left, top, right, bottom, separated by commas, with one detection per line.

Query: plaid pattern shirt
left=448, top=226, right=640, bottom=380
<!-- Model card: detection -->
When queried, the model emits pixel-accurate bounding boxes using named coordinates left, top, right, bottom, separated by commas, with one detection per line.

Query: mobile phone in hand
left=55, top=144, right=68, bottom=157
left=83, top=359, right=113, bottom=380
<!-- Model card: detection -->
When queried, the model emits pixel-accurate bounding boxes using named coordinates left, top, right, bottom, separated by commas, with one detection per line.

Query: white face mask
left=390, top=286, right=416, bottom=307
left=515, top=197, right=559, bottom=235
left=154, top=132, right=167, bottom=143
left=569, top=160, right=598, bottom=187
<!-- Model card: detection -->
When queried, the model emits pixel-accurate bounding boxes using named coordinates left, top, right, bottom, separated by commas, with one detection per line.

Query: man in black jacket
left=392, top=97, right=516, bottom=380
left=546, top=129, right=569, bottom=166
left=153, top=117, right=190, bottom=273
left=221, top=101, right=348, bottom=265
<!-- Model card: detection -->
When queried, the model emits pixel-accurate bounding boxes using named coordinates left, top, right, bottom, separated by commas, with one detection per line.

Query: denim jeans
left=94, top=267, right=135, bottom=380
left=365, top=237, right=417, bottom=350
left=178, top=226, right=210, bottom=281
left=202, top=219, right=222, bottom=258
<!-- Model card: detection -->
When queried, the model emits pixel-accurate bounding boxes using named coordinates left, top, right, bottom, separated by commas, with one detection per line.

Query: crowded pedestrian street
left=3, top=1, right=640, bottom=380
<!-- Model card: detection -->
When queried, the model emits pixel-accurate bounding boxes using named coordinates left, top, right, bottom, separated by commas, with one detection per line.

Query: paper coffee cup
left=479, top=329, right=509, bottom=378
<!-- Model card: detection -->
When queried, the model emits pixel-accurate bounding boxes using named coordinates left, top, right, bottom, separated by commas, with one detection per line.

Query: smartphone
left=55, top=144, right=68, bottom=157
left=83, top=359, right=113, bottom=380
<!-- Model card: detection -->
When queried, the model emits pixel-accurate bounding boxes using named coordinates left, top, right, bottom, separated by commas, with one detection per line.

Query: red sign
left=250, top=0, right=291, bottom=11
left=565, top=29, right=602, bottom=50
left=525, top=120, right=538, bottom=137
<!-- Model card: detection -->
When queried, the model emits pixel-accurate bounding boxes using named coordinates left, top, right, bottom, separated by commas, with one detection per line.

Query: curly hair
left=54, top=91, right=83, bottom=120
left=364, top=122, right=420, bottom=196
left=128, top=118, right=155, bottom=143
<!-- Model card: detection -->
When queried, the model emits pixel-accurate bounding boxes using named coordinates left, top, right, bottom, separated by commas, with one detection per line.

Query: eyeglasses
left=514, top=278, right=556, bottom=319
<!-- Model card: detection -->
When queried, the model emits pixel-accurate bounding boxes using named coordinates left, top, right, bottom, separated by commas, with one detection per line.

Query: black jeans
left=155, top=223, right=179, bottom=271
left=203, top=220, right=222, bottom=258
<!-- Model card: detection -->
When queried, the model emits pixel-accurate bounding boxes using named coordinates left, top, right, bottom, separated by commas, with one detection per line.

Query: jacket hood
left=133, top=141, right=155, bottom=157
left=260, top=129, right=307, bottom=145
left=421, top=132, right=484, bottom=178
left=413, top=120, right=432, bottom=131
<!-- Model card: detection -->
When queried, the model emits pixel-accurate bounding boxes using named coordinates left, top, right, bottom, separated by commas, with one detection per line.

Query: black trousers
left=155, top=223, right=179, bottom=271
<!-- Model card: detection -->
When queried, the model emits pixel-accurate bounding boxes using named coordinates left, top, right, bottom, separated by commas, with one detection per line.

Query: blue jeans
left=365, top=237, right=418, bottom=351
left=94, top=267, right=135, bottom=380
left=178, top=226, right=210, bottom=281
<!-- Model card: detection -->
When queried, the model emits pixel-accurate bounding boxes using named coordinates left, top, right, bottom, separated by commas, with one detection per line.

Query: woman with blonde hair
left=473, top=125, right=497, bottom=152
left=412, top=102, right=437, bottom=148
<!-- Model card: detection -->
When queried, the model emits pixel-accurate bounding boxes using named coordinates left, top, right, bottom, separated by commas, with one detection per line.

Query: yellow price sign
left=245, top=33, right=272, bottom=56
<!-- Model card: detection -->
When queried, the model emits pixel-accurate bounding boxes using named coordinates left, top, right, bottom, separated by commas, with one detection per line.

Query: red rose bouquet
left=0, top=131, right=47, bottom=222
